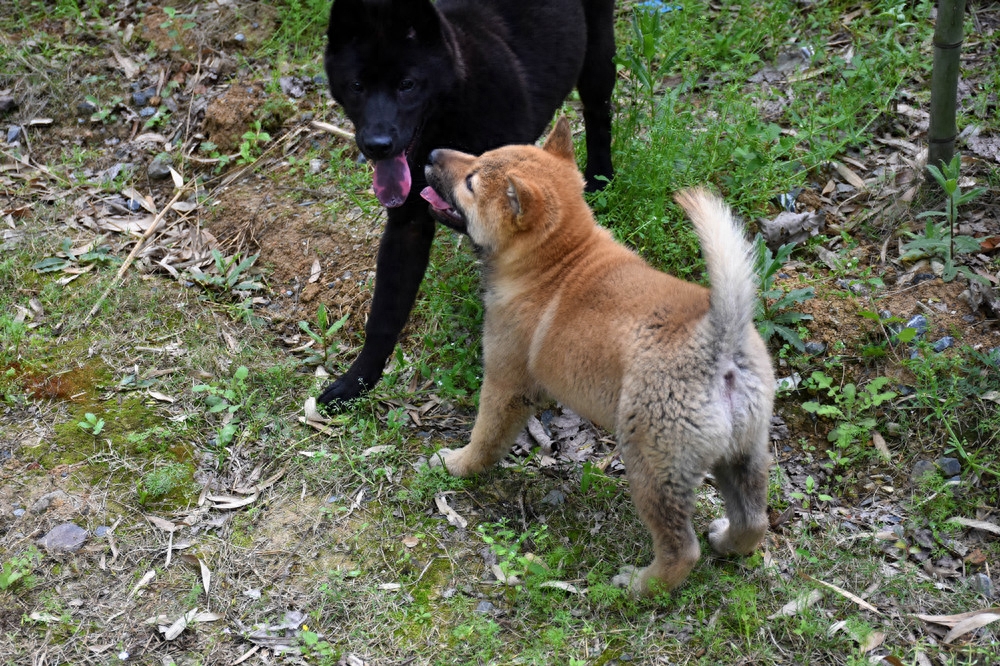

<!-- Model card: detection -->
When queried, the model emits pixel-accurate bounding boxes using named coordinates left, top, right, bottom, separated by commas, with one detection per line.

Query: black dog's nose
left=362, top=134, right=393, bottom=159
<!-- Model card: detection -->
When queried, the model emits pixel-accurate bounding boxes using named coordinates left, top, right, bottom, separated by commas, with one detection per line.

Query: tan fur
left=425, top=117, right=775, bottom=595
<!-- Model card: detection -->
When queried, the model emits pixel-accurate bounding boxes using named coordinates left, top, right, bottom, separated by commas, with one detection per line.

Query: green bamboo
left=926, top=0, right=967, bottom=184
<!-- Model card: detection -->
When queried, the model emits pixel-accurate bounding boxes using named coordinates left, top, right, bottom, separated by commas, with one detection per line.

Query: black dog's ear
left=327, top=0, right=367, bottom=46
left=542, top=117, right=575, bottom=163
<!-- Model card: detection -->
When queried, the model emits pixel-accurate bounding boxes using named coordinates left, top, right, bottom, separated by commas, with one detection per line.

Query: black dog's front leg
left=318, top=203, right=437, bottom=407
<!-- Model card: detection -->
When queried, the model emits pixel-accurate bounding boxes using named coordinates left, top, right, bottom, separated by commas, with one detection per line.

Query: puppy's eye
left=399, top=79, right=415, bottom=92
left=465, top=173, right=474, bottom=193
left=350, top=81, right=363, bottom=93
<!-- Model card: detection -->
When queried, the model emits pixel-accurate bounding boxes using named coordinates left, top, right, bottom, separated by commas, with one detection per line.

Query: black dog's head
left=324, top=0, right=464, bottom=207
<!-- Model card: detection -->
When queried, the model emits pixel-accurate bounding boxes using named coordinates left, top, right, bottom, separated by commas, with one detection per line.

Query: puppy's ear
left=506, top=175, right=534, bottom=228
left=542, top=117, right=575, bottom=162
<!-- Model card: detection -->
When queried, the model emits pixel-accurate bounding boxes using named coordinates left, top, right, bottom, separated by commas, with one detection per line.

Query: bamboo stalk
left=926, top=0, right=967, bottom=183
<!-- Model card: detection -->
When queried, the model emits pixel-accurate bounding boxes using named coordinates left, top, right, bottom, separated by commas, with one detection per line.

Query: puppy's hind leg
left=612, top=425, right=702, bottom=596
left=430, top=373, right=535, bottom=477
left=707, top=422, right=770, bottom=557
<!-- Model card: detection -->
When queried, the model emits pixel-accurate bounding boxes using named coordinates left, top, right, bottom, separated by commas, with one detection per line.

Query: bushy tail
left=674, top=188, right=757, bottom=351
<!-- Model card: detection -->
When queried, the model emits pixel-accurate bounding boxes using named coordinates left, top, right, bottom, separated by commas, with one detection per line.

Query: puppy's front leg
left=431, top=375, right=535, bottom=477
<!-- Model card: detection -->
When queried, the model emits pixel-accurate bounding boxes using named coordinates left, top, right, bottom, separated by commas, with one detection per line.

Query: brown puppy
left=422, top=118, right=775, bottom=595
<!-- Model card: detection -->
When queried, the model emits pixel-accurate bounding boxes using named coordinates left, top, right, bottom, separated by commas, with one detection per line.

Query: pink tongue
left=420, top=186, right=451, bottom=211
left=373, top=154, right=411, bottom=208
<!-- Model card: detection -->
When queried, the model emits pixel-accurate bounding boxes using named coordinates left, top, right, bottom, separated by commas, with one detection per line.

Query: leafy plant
left=238, top=121, right=272, bottom=164
left=186, top=250, right=263, bottom=295
left=789, top=474, right=833, bottom=510
left=298, top=304, right=350, bottom=367
left=0, top=547, right=41, bottom=591
left=86, top=95, right=124, bottom=124
left=477, top=521, right=551, bottom=586
left=192, top=365, right=252, bottom=448
left=801, top=372, right=897, bottom=452
left=901, top=154, right=986, bottom=282
left=753, top=235, right=814, bottom=351
left=78, top=412, right=105, bottom=436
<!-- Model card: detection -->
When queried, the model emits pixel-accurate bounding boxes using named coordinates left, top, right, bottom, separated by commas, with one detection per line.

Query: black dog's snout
left=362, top=134, right=394, bottom=159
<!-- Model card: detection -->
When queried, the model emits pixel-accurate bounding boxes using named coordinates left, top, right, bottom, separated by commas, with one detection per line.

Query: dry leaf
left=309, top=258, right=321, bottom=283
left=859, top=630, right=885, bottom=652
left=402, top=536, right=419, bottom=548
left=378, top=583, right=401, bottom=591
left=206, top=493, right=258, bottom=510
left=947, top=517, right=1000, bottom=535
left=538, top=580, right=584, bottom=594
left=147, top=390, right=175, bottom=403
left=169, top=167, right=184, bottom=189
left=872, top=432, right=891, bottom=460
left=130, top=569, right=156, bottom=597
left=802, top=574, right=880, bottom=614
left=832, top=161, right=867, bottom=190
left=434, top=493, right=468, bottom=529
left=768, top=589, right=824, bottom=618
left=146, top=515, right=178, bottom=532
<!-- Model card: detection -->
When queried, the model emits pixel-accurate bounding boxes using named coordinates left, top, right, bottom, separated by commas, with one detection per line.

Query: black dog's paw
left=317, top=374, right=372, bottom=409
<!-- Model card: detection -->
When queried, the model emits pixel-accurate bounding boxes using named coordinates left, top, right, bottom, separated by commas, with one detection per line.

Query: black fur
left=318, top=0, right=616, bottom=406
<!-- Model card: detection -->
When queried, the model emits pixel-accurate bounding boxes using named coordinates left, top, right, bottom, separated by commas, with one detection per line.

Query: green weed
left=298, top=304, right=351, bottom=367
left=801, top=371, right=897, bottom=457
left=0, top=547, right=42, bottom=592
left=753, top=236, right=815, bottom=350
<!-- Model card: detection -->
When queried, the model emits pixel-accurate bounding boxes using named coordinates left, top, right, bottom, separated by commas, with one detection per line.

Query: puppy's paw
left=707, top=517, right=733, bottom=553
left=611, top=565, right=644, bottom=594
left=427, top=448, right=456, bottom=471
left=708, top=517, right=764, bottom=556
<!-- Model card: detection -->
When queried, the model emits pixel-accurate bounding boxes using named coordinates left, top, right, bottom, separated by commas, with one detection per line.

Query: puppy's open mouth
left=420, top=186, right=466, bottom=232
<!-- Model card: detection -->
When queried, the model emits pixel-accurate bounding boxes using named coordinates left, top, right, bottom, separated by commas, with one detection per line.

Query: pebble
left=803, top=341, right=826, bottom=356
left=139, top=106, right=157, bottom=117
left=6, top=124, right=22, bottom=143
left=38, top=522, right=88, bottom=553
left=13, top=508, right=25, bottom=517
left=932, top=336, right=954, bottom=352
left=234, top=33, right=245, bottom=42
left=905, top=314, right=929, bottom=338
left=967, top=573, right=994, bottom=599
left=937, top=457, right=961, bottom=477
left=131, top=87, right=155, bottom=107
left=94, top=525, right=111, bottom=537
left=147, top=153, right=173, bottom=180
left=77, top=99, right=98, bottom=114
left=31, top=489, right=70, bottom=514
left=474, top=601, right=495, bottom=614
left=910, top=460, right=936, bottom=485
left=540, top=489, right=567, bottom=506
left=126, top=198, right=143, bottom=213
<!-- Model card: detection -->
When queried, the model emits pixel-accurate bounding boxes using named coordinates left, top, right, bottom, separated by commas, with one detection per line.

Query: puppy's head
left=421, top=117, right=586, bottom=255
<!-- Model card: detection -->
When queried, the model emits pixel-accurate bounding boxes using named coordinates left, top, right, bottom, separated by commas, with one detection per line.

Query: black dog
left=319, top=0, right=615, bottom=407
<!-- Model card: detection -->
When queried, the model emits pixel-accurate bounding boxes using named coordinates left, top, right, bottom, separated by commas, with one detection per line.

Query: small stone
left=6, top=124, right=22, bottom=143
left=474, top=601, right=495, bottom=614
left=31, top=489, right=70, bottom=514
left=937, top=457, right=961, bottom=477
left=905, top=314, right=929, bottom=338
left=932, top=336, right=954, bottom=352
left=803, top=341, right=826, bottom=355
left=126, top=198, right=143, bottom=213
left=540, top=489, right=567, bottom=506
left=139, top=106, right=157, bottom=117
left=38, top=522, right=88, bottom=553
left=279, top=76, right=305, bottom=98
left=911, top=460, right=936, bottom=485
left=967, top=573, right=994, bottom=599
left=0, top=95, right=17, bottom=113
left=94, top=525, right=111, bottom=537
left=234, top=33, right=245, bottom=42
left=147, top=152, right=173, bottom=180
left=13, top=508, right=25, bottom=517
left=131, top=87, right=155, bottom=106
left=911, top=273, right=936, bottom=285
left=77, top=99, right=98, bottom=114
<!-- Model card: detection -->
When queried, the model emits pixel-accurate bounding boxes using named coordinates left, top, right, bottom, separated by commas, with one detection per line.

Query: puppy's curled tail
left=674, top=188, right=757, bottom=350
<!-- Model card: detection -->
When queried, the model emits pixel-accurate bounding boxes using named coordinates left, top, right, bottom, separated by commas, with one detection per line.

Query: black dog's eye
left=350, top=81, right=363, bottom=93
left=465, top=173, right=474, bottom=193
left=399, top=79, right=415, bottom=92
